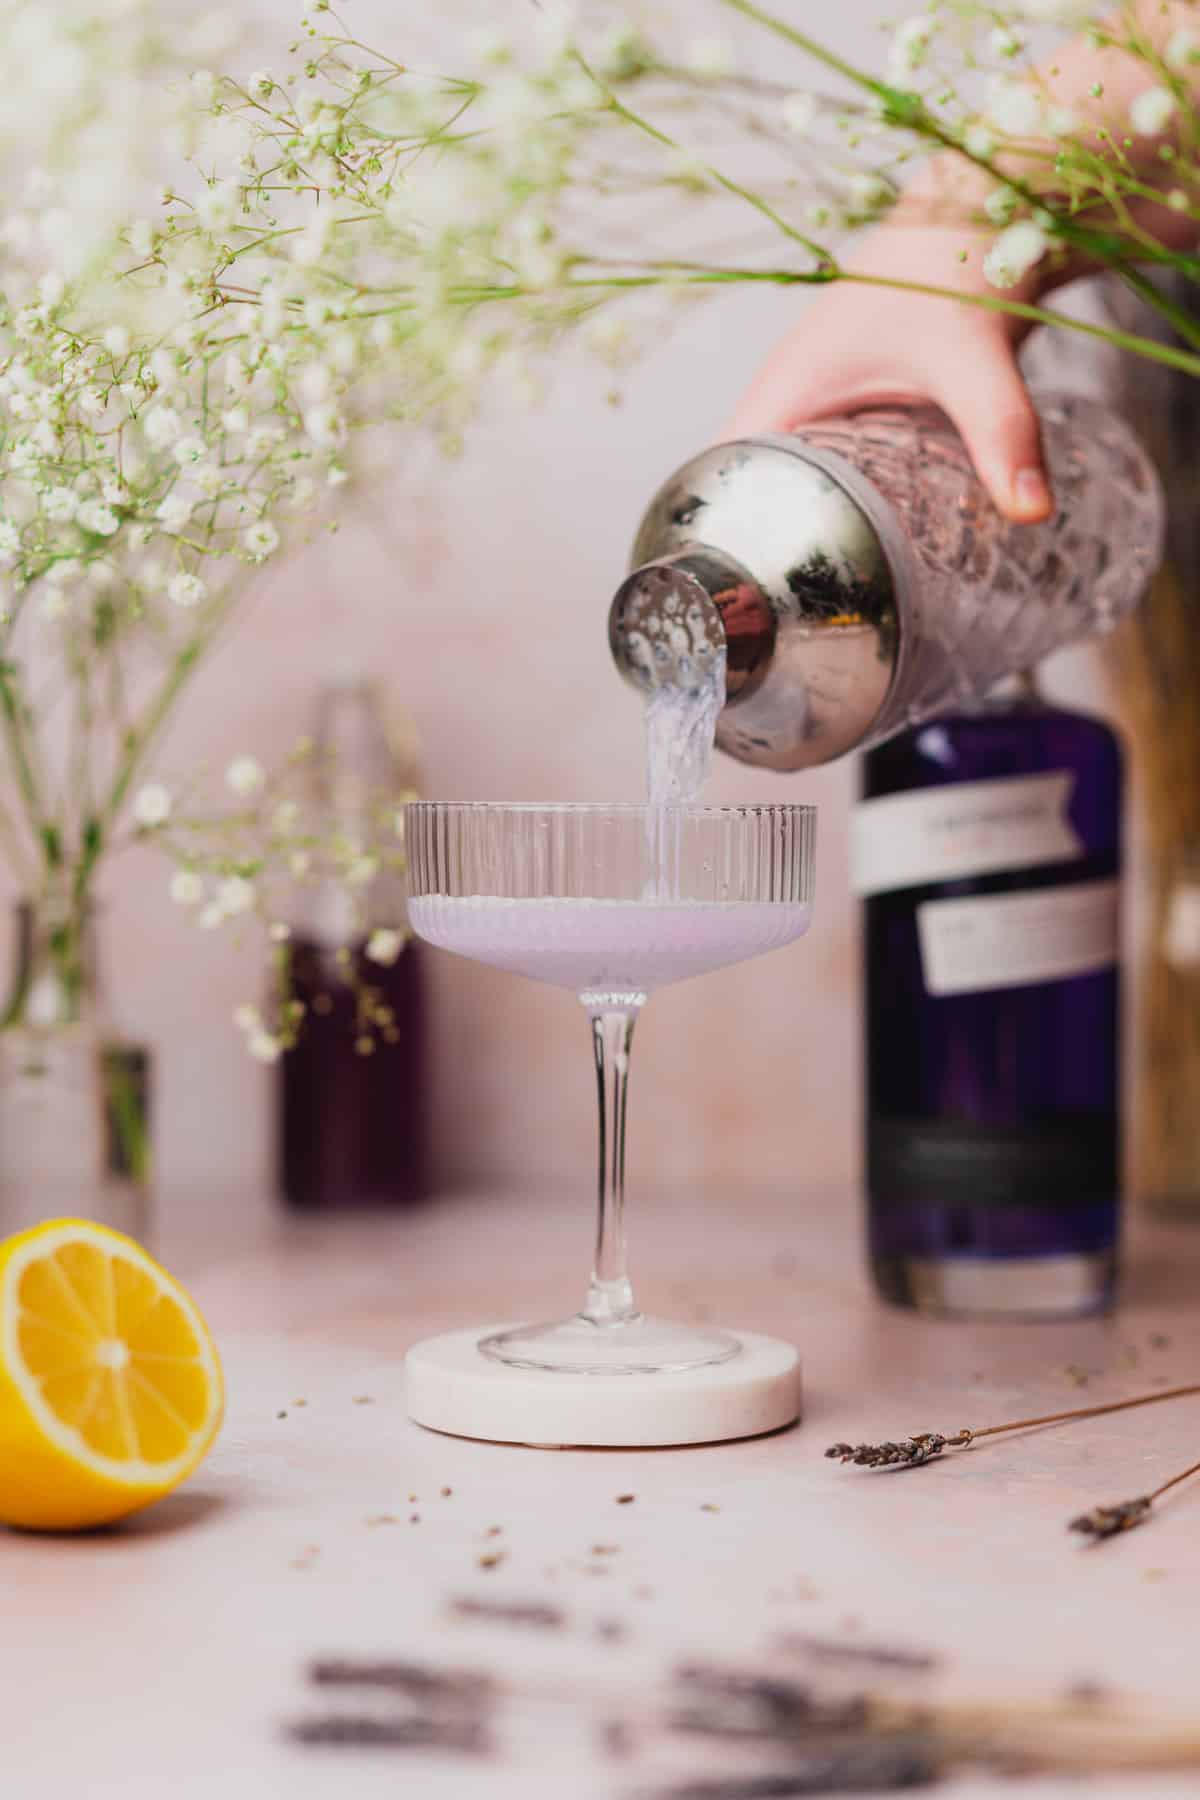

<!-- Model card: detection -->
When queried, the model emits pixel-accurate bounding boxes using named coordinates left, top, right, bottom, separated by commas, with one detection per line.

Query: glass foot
left=479, top=1313, right=741, bottom=1375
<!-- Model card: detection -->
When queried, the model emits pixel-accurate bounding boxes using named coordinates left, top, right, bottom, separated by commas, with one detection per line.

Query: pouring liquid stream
left=642, top=643, right=726, bottom=898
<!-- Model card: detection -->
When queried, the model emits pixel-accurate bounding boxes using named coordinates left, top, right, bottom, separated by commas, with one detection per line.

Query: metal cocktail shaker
left=608, top=393, right=1164, bottom=771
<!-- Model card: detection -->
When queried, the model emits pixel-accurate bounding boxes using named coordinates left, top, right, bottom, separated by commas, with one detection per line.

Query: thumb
left=931, top=353, right=1052, bottom=524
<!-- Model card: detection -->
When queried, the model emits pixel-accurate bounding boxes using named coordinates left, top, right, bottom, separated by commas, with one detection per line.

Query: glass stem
left=585, top=1007, right=640, bottom=1327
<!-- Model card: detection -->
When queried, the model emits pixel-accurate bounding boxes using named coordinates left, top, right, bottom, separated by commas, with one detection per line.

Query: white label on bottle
left=852, top=772, right=1084, bottom=897
left=916, top=878, right=1119, bottom=997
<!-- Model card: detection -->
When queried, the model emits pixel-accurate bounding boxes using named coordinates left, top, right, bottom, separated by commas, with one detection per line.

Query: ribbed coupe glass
left=405, top=802, right=817, bottom=1376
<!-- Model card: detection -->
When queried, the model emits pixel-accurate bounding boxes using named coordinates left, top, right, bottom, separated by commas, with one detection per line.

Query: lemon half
left=0, top=1219, right=224, bottom=1531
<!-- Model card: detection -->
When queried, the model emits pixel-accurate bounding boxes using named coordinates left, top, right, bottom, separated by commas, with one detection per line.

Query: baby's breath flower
left=987, top=78, right=1042, bottom=137
left=226, top=754, right=265, bottom=796
left=983, top=218, right=1048, bottom=289
left=172, top=434, right=207, bottom=465
left=144, top=405, right=182, bottom=448
left=133, top=783, right=172, bottom=828
left=1166, top=28, right=1199, bottom=70
left=345, top=853, right=378, bottom=886
left=31, top=420, right=61, bottom=456
left=1010, top=0, right=1097, bottom=20
left=246, top=70, right=275, bottom=100
left=1045, top=106, right=1079, bottom=138
left=1130, top=87, right=1177, bottom=138
left=989, top=27, right=1023, bottom=60
left=247, top=425, right=284, bottom=457
left=77, top=500, right=119, bottom=536
left=217, top=875, right=256, bottom=916
left=366, top=927, right=403, bottom=966
left=595, top=25, right=655, bottom=82
left=233, top=1003, right=261, bottom=1032
left=887, top=15, right=935, bottom=81
left=102, top=326, right=131, bottom=359
left=303, top=402, right=345, bottom=447
left=243, top=520, right=280, bottom=559
left=168, top=570, right=207, bottom=608
left=47, top=558, right=84, bottom=589
left=685, top=39, right=732, bottom=80
left=149, top=348, right=179, bottom=393
left=248, top=1028, right=282, bottom=1063
left=194, top=180, right=240, bottom=232
left=962, top=124, right=996, bottom=160
left=780, top=92, right=817, bottom=137
left=42, top=486, right=78, bottom=523
left=984, top=185, right=1019, bottom=225
left=844, top=171, right=894, bottom=220
left=170, top=869, right=204, bottom=906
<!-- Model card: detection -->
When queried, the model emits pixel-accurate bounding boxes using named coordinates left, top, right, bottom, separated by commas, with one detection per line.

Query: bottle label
left=916, top=878, right=1118, bottom=997
left=869, top=1116, right=1117, bottom=1211
left=852, top=772, right=1083, bottom=897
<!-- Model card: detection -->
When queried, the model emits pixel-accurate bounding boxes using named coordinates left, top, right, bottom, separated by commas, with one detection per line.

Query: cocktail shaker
left=608, top=393, right=1163, bottom=771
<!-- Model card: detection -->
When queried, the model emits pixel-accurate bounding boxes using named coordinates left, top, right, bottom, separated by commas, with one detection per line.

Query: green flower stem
left=574, top=48, right=830, bottom=265
left=842, top=270, right=1200, bottom=377
left=379, top=254, right=1200, bottom=378
left=101, top=610, right=227, bottom=833
left=718, top=0, right=1200, bottom=327
left=0, top=666, right=57, bottom=874
left=104, top=1050, right=151, bottom=1189
left=718, top=0, right=891, bottom=100
left=1114, top=262, right=1200, bottom=352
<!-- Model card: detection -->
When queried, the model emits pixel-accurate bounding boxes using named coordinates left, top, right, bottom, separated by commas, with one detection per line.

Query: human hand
left=725, top=216, right=1055, bottom=524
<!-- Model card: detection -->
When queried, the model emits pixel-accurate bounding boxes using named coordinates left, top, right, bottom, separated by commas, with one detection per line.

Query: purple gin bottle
left=856, top=673, right=1121, bottom=1318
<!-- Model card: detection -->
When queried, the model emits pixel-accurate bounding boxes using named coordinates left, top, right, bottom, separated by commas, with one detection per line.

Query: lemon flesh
left=0, top=1219, right=224, bottom=1531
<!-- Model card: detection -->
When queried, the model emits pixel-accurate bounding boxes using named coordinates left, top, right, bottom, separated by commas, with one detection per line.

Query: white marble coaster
left=404, top=1327, right=802, bottom=1447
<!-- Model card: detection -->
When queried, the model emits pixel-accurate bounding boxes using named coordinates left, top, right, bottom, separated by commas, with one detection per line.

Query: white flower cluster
left=0, top=0, right=1193, bottom=1056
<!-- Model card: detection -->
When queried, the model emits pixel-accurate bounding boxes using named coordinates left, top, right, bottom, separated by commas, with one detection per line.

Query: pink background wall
left=35, top=2, right=1125, bottom=1219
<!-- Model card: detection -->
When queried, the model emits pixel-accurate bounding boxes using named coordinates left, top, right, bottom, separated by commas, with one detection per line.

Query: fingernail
left=1013, top=467, right=1052, bottom=516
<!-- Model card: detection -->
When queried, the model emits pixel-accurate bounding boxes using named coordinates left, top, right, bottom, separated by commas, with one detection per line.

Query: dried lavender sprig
left=307, top=1657, right=494, bottom=1705
left=446, top=1596, right=565, bottom=1630
left=825, top=1435, right=951, bottom=1469
left=776, top=1634, right=938, bottom=1673
left=287, top=1653, right=1200, bottom=1777
left=669, top=1664, right=866, bottom=1739
left=643, top=1738, right=941, bottom=1797
left=1069, top=1453, right=1200, bottom=1541
left=827, top=1382, right=1200, bottom=1471
left=288, top=1714, right=490, bottom=1754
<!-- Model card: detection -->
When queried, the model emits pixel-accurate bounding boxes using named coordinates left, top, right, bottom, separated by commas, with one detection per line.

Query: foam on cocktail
left=407, top=894, right=813, bottom=996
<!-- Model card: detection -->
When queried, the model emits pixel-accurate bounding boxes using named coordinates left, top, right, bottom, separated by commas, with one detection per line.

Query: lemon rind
left=2, top=1220, right=222, bottom=1490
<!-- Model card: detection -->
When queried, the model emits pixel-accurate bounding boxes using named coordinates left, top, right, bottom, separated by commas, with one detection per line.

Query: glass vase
left=0, top=896, right=151, bottom=1242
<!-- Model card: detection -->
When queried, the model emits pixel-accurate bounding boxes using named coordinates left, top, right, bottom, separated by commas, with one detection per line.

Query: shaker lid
left=623, top=435, right=902, bottom=769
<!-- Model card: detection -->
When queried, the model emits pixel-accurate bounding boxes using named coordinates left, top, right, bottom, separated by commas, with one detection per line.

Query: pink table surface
left=4, top=1182, right=1200, bottom=1799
